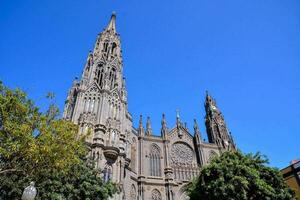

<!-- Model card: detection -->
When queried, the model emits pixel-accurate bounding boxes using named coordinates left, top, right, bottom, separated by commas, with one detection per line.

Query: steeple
left=204, top=91, right=235, bottom=150
left=91, top=12, right=122, bottom=69
left=63, top=13, right=131, bottom=165
left=145, top=117, right=153, bottom=136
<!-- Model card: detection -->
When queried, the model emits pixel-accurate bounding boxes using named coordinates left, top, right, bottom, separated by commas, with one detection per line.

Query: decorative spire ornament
left=146, top=116, right=153, bottom=136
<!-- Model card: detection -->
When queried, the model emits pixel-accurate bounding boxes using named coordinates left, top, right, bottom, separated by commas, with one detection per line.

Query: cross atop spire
left=105, top=12, right=117, bottom=33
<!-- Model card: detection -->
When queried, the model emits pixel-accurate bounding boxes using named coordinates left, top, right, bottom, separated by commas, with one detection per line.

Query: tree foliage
left=0, top=160, right=118, bottom=200
left=0, top=81, right=117, bottom=199
left=186, top=151, right=298, bottom=200
left=0, top=81, right=86, bottom=176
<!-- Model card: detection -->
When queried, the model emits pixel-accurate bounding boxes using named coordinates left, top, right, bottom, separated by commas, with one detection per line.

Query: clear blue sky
left=0, top=0, right=299, bottom=169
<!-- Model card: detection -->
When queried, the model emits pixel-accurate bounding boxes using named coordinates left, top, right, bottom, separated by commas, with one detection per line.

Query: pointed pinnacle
left=161, top=113, right=167, bottom=126
left=194, top=119, right=200, bottom=134
left=139, top=115, right=143, bottom=128
left=146, top=116, right=152, bottom=135
left=106, top=12, right=117, bottom=33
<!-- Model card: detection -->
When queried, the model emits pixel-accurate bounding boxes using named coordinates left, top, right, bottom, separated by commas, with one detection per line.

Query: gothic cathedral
left=63, top=13, right=236, bottom=200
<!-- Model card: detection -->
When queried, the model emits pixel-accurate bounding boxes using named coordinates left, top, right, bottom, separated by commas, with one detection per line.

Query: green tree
left=0, top=81, right=86, bottom=177
left=0, top=81, right=117, bottom=199
left=0, top=160, right=118, bottom=200
left=186, top=151, right=298, bottom=200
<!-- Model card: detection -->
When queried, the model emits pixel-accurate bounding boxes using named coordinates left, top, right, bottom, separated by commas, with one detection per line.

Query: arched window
left=109, top=67, right=116, bottom=89
left=111, top=42, right=117, bottom=54
left=131, top=138, right=137, bottom=172
left=130, top=184, right=136, bottom=200
left=103, top=42, right=109, bottom=52
left=103, top=164, right=112, bottom=182
left=151, top=189, right=162, bottom=200
left=150, top=144, right=161, bottom=177
left=208, top=150, right=217, bottom=163
left=96, top=63, right=105, bottom=88
left=90, top=98, right=95, bottom=112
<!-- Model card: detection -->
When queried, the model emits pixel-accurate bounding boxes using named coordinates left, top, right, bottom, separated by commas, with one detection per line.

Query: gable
left=85, top=82, right=101, bottom=94
left=168, top=126, right=194, bottom=148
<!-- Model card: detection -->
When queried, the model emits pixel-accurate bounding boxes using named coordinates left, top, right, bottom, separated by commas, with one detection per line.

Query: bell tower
left=63, top=13, right=132, bottom=184
left=205, top=92, right=236, bottom=150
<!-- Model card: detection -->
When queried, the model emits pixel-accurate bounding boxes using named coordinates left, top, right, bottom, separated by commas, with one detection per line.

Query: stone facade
left=63, top=13, right=236, bottom=200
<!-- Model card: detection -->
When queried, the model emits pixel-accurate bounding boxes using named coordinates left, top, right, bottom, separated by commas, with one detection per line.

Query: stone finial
left=193, top=119, right=199, bottom=134
left=161, top=113, right=167, bottom=138
left=193, top=119, right=202, bottom=143
left=139, top=115, right=143, bottom=127
left=176, top=109, right=180, bottom=120
left=138, top=115, right=144, bottom=136
left=146, top=116, right=152, bottom=136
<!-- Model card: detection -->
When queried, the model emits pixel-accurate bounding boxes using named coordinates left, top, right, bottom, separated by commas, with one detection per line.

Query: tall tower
left=63, top=13, right=132, bottom=184
left=205, top=92, right=235, bottom=150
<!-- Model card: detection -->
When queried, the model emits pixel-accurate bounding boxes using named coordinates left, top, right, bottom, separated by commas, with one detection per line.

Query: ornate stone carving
left=78, top=112, right=96, bottom=124
left=170, top=143, right=193, bottom=165
left=151, top=189, right=161, bottom=200
left=87, top=83, right=100, bottom=93
left=106, top=117, right=121, bottom=130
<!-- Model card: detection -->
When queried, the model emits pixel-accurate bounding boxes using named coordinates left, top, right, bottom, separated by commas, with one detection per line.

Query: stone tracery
left=151, top=189, right=162, bottom=200
left=170, top=142, right=199, bottom=181
left=170, top=142, right=194, bottom=165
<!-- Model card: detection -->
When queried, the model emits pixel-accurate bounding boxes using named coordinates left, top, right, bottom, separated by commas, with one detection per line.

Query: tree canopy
left=0, top=81, right=117, bottom=199
left=186, top=151, right=298, bottom=200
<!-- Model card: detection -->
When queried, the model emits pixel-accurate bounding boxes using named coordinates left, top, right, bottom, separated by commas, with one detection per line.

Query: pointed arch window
left=151, top=189, right=162, bottom=200
left=109, top=67, right=117, bottom=89
left=111, top=42, right=117, bottom=54
left=96, top=63, right=105, bottom=88
left=103, top=42, right=109, bottom=52
left=130, top=184, right=137, bottom=200
left=149, top=144, right=161, bottom=177
left=208, top=150, right=217, bottom=163
left=103, top=164, right=112, bottom=182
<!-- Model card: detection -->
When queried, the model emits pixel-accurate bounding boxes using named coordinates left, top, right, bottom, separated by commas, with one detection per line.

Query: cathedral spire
left=105, top=12, right=117, bottom=33
left=146, top=116, right=153, bottom=136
